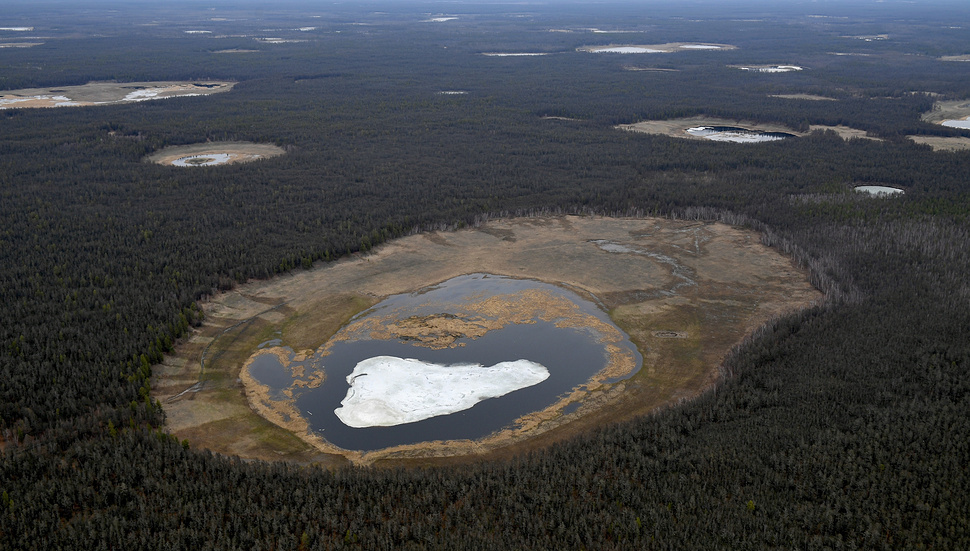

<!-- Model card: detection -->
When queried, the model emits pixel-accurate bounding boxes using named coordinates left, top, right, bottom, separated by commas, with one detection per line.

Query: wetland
left=155, top=216, right=821, bottom=465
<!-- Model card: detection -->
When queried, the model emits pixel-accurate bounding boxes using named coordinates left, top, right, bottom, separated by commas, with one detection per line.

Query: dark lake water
left=247, top=273, right=642, bottom=451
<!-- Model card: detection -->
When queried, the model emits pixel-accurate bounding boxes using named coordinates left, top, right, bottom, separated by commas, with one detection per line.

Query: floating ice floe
left=0, top=27, right=33, bottom=31
left=424, top=17, right=457, bottom=22
left=334, top=356, right=550, bottom=428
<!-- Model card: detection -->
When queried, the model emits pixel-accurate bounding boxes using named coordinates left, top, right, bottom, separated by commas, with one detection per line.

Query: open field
left=809, top=124, right=882, bottom=141
left=155, top=216, right=820, bottom=466
left=908, top=135, right=970, bottom=151
left=617, top=116, right=875, bottom=142
left=617, top=116, right=803, bottom=140
left=0, top=80, right=233, bottom=109
left=146, top=142, right=286, bottom=166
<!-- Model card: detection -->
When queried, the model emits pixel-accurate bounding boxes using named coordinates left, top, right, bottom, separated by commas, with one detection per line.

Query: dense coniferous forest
left=1, top=0, right=969, bottom=547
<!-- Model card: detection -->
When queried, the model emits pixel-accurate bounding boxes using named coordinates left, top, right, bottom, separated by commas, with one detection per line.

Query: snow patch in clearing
left=256, top=37, right=307, bottom=44
left=854, top=186, right=904, bottom=197
left=941, top=117, right=970, bottom=129
left=736, top=65, right=803, bottom=73
left=594, top=46, right=663, bottom=54
left=334, top=356, right=550, bottom=428
left=482, top=52, right=548, bottom=56
left=172, top=154, right=236, bottom=167
left=0, top=97, right=32, bottom=107
left=121, top=88, right=201, bottom=102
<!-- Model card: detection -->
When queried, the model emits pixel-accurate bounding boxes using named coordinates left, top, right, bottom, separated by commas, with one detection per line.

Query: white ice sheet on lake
left=172, top=153, right=234, bottom=166
left=686, top=126, right=787, bottom=143
left=334, top=356, right=550, bottom=428
left=594, top=47, right=663, bottom=53
left=854, top=185, right=904, bottom=196
left=942, top=118, right=970, bottom=129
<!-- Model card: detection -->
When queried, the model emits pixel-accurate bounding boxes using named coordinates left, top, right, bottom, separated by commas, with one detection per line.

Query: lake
left=245, top=273, right=642, bottom=451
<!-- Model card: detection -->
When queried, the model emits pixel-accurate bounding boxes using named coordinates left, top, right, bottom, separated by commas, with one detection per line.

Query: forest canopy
left=1, top=1, right=968, bottom=548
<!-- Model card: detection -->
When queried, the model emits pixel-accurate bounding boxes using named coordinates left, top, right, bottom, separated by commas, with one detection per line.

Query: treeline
left=1, top=4, right=969, bottom=548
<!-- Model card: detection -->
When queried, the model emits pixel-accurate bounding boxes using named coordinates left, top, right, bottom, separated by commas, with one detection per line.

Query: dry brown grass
left=809, top=125, right=882, bottom=141
left=908, top=135, right=970, bottom=152
left=155, top=216, right=821, bottom=466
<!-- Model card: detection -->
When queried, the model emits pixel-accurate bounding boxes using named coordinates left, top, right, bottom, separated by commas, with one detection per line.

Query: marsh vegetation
left=2, top=1, right=969, bottom=548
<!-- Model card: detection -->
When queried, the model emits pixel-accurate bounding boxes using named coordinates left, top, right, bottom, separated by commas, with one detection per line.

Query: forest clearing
left=155, top=216, right=820, bottom=466
left=0, top=81, right=234, bottom=109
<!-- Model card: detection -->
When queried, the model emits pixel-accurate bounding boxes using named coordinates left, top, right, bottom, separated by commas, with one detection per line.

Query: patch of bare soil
left=0, top=80, right=234, bottom=109
left=617, top=116, right=804, bottom=140
left=908, top=135, right=970, bottom=152
left=155, top=216, right=821, bottom=467
left=146, top=142, right=286, bottom=166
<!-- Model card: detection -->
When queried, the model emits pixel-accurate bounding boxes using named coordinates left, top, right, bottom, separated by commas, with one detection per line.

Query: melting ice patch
left=942, top=118, right=970, bottom=129
left=482, top=52, right=548, bottom=56
left=593, top=46, right=663, bottom=53
left=854, top=185, right=904, bottom=197
left=686, top=126, right=790, bottom=143
left=334, top=356, right=550, bottom=428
